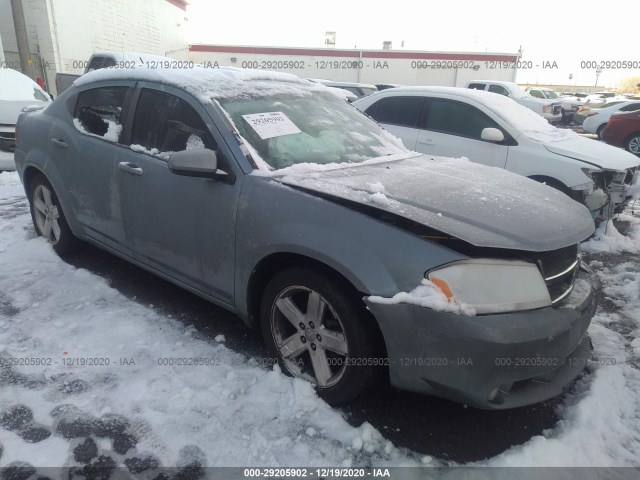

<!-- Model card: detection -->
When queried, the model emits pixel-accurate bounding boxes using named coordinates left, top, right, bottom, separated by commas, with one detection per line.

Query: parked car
left=582, top=101, right=640, bottom=139
left=466, top=80, right=562, bottom=123
left=584, top=92, right=625, bottom=106
left=573, top=101, right=627, bottom=125
left=0, top=68, right=52, bottom=171
left=525, top=87, right=582, bottom=124
left=354, top=86, right=640, bottom=220
left=15, top=67, right=599, bottom=409
left=313, top=80, right=378, bottom=98
left=602, top=110, right=640, bottom=156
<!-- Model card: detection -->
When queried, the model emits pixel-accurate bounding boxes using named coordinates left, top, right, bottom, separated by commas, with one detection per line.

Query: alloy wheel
left=270, top=286, right=349, bottom=388
left=628, top=136, right=640, bottom=155
left=33, top=184, right=61, bottom=245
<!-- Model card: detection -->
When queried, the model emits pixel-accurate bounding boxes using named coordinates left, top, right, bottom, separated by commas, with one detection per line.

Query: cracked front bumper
left=365, top=269, right=600, bottom=409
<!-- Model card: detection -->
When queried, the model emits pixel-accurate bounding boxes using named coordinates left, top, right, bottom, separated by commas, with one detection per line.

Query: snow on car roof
left=73, top=67, right=346, bottom=101
left=0, top=68, right=50, bottom=102
left=372, top=86, right=575, bottom=143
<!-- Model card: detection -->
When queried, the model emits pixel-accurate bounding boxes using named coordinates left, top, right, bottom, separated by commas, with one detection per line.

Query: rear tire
left=596, top=124, right=607, bottom=140
left=28, top=173, right=82, bottom=255
left=260, top=267, right=379, bottom=405
left=625, top=132, right=640, bottom=156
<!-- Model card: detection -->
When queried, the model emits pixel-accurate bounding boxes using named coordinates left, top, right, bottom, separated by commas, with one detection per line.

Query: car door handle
left=118, top=162, right=143, bottom=176
left=50, top=138, right=68, bottom=148
left=418, top=138, right=434, bottom=145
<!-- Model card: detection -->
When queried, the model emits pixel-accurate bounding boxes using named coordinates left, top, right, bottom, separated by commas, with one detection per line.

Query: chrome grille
left=535, top=245, right=580, bottom=304
left=0, top=131, right=16, bottom=152
left=552, top=104, right=562, bottom=115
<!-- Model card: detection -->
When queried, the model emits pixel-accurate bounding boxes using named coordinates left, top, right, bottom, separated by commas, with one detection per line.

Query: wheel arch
left=245, top=252, right=388, bottom=360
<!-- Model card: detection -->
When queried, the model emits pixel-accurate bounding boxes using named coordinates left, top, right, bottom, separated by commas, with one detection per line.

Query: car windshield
left=218, top=92, right=407, bottom=170
left=542, top=90, right=560, bottom=99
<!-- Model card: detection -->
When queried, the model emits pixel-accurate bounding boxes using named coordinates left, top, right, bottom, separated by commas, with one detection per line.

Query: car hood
left=543, top=135, right=640, bottom=170
left=274, top=155, right=594, bottom=252
left=0, top=100, right=49, bottom=125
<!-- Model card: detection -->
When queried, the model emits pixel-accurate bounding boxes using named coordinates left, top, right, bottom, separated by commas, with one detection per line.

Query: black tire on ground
left=624, top=132, right=640, bottom=156
left=260, top=266, right=379, bottom=405
left=28, top=173, right=82, bottom=255
left=596, top=123, right=607, bottom=140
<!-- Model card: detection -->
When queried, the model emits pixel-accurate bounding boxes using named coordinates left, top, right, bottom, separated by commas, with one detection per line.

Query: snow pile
left=368, top=279, right=476, bottom=316
left=582, top=217, right=640, bottom=253
left=129, top=144, right=172, bottom=160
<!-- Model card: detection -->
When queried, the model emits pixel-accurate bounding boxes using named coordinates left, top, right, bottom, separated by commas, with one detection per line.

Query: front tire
left=28, top=173, right=81, bottom=255
left=596, top=123, right=607, bottom=140
left=260, top=267, right=379, bottom=405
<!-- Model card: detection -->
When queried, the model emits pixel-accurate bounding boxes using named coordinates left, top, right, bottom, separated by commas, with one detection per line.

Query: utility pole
left=10, top=0, right=36, bottom=79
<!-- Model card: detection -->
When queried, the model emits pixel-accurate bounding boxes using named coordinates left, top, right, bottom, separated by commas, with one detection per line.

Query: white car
left=353, top=86, right=640, bottom=220
left=0, top=68, right=52, bottom=171
left=466, top=80, right=562, bottom=123
left=525, top=87, right=583, bottom=123
left=582, top=100, right=640, bottom=138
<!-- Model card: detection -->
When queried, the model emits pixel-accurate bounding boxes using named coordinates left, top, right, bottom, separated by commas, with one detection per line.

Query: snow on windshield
left=219, top=93, right=406, bottom=170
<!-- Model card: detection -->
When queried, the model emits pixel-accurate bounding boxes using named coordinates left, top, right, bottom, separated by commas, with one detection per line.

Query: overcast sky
left=187, top=0, right=638, bottom=88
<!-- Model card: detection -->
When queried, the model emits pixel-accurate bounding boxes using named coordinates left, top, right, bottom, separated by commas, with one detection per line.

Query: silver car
left=15, top=68, right=599, bottom=409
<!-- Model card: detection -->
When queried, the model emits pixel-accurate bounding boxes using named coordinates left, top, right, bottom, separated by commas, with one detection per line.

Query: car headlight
left=543, top=105, right=552, bottom=113
left=428, top=259, right=551, bottom=315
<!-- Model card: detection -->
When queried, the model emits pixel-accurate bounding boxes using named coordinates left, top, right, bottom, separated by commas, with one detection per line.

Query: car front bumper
left=543, top=112, right=563, bottom=124
left=0, top=150, right=15, bottom=171
left=365, top=268, right=599, bottom=409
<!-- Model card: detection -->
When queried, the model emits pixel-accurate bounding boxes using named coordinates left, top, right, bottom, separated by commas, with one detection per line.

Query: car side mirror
left=481, top=128, right=505, bottom=143
left=168, top=148, right=230, bottom=181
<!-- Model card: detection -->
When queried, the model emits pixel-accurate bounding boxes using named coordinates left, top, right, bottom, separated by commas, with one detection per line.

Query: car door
left=118, top=84, right=239, bottom=303
left=414, top=98, right=510, bottom=169
left=49, top=82, right=134, bottom=250
left=364, top=96, right=425, bottom=150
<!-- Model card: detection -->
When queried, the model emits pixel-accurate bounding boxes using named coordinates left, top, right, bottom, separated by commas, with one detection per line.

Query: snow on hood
left=74, top=67, right=348, bottom=103
left=543, top=135, right=640, bottom=171
left=275, top=155, right=595, bottom=252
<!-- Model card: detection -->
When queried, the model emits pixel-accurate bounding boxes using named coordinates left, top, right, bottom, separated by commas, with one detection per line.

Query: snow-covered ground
left=0, top=170, right=639, bottom=472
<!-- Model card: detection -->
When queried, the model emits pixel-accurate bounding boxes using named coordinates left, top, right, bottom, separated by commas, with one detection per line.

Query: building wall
left=0, top=0, right=188, bottom=93
left=189, top=45, right=519, bottom=87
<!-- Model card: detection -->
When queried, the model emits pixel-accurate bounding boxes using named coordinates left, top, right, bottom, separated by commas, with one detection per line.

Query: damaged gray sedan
left=15, top=68, right=599, bottom=409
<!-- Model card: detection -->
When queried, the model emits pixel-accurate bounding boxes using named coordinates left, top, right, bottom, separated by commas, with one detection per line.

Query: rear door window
left=423, top=99, right=502, bottom=140
left=366, top=97, right=423, bottom=128
left=130, top=88, right=216, bottom=158
left=73, top=86, right=129, bottom=142
left=620, top=103, right=640, bottom=112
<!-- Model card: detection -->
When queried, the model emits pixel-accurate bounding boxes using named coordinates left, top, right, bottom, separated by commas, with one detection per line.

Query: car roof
left=319, top=81, right=377, bottom=89
left=0, top=67, right=50, bottom=101
left=366, top=85, right=506, bottom=104
left=73, top=67, right=344, bottom=100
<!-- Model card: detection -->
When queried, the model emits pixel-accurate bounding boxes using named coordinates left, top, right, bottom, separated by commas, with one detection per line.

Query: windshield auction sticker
left=242, top=112, right=301, bottom=139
